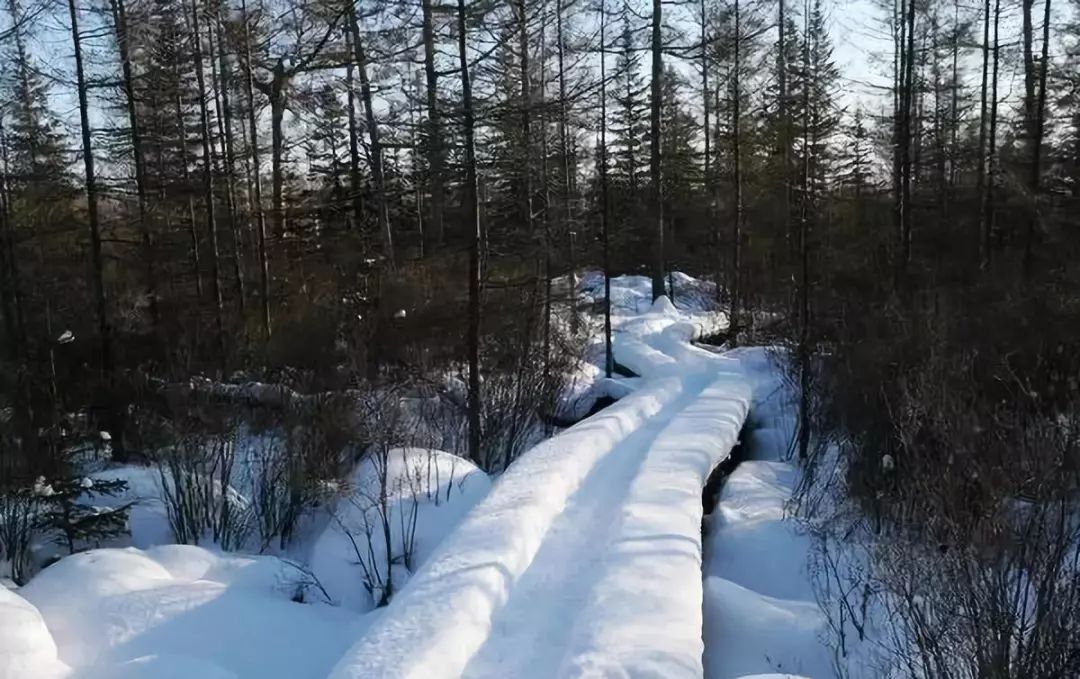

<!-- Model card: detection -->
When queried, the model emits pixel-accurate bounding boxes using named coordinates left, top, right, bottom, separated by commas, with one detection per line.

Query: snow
left=329, top=285, right=752, bottom=679
left=329, top=376, right=694, bottom=679
left=75, top=654, right=238, bottom=679
left=310, top=448, right=491, bottom=611
left=5, top=452, right=486, bottom=677
left=556, top=374, right=750, bottom=678
left=702, top=347, right=834, bottom=679
left=88, top=466, right=173, bottom=549
left=17, top=546, right=367, bottom=679
left=0, top=586, right=68, bottom=679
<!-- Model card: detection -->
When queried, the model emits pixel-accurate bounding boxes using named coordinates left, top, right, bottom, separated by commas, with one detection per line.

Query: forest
left=1, top=0, right=1080, bottom=673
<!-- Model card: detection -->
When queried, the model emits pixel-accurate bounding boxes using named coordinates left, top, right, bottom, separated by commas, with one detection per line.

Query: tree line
left=1, top=0, right=1079, bottom=526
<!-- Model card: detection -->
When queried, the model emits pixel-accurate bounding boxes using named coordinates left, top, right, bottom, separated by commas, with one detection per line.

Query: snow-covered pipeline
left=328, top=299, right=751, bottom=679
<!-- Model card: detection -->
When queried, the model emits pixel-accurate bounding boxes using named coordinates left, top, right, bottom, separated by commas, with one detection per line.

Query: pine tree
left=302, top=82, right=350, bottom=231
left=658, top=66, right=700, bottom=266
left=801, top=0, right=841, bottom=193
left=609, top=11, right=647, bottom=195
left=1, top=0, right=69, bottom=195
left=608, top=8, right=648, bottom=262
left=35, top=476, right=132, bottom=554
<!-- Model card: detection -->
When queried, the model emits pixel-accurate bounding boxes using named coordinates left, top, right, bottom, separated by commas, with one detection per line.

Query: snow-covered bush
left=247, top=394, right=355, bottom=551
left=798, top=342, right=1080, bottom=678
left=153, top=423, right=251, bottom=551
left=316, top=446, right=489, bottom=610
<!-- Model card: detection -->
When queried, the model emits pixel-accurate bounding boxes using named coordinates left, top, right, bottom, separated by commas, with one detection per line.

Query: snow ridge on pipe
left=327, top=376, right=689, bottom=679
left=557, top=372, right=752, bottom=678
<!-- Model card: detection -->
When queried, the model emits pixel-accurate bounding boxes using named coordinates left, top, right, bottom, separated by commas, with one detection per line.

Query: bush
left=248, top=394, right=355, bottom=551
left=794, top=279, right=1080, bottom=678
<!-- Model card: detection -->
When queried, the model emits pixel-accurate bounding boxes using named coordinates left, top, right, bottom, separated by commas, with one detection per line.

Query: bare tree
left=110, top=0, right=160, bottom=331
left=457, top=0, right=482, bottom=465
left=239, top=0, right=271, bottom=338
left=347, top=3, right=393, bottom=266
left=189, top=0, right=226, bottom=365
left=66, top=0, right=111, bottom=376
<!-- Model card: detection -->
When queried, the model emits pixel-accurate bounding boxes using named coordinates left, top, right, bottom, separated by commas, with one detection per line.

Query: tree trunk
left=209, top=12, right=245, bottom=314
left=540, top=14, right=552, bottom=371
left=240, top=0, right=270, bottom=337
left=457, top=0, right=482, bottom=465
left=0, top=118, right=25, bottom=361
left=732, top=0, right=743, bottom=332
left=268, top=66, right=286, bottom=238
left=948, top=0, right=960, bottom=198
left=976, top=0, right=990, bottom=268
left=649, top=0, right=664, bottom=300
left=516, top=0, right=533, bottom=238
left=348, top=5, right=393, bottom=266
left=421, top=0, right=445, bottom=248
left=983, top=0, right=1000, bottom=267
left=110, top=0, right=160, bottom=331
left=345, top=27, right=363, bottom=234
left=797, top=0, right=812, bottom=460
left=556, top=0, right=577, bottom=329
left=189, top=0, right=226, bottom=365
left=68, top=0, right=112, bottom=375
left=700, top=0, right=711, bottom=232
left=174, top=68, right=204, bottom=301
left=778, top=0, right=791, bottom=262
left=600, top=0, right=612, bottom=378
left=894, top=0, right=915, bottom=285
left=1023, top=0, right=1051, bottom=279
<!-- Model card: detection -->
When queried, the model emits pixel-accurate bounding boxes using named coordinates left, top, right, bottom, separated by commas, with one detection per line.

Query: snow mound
left=650, top=294, right=679, bottom=316
left=76, top=654, right=237, bottom=679
left=702, top=349, right=833, bottom=679
left=311, top=448, right=490, bottom=611
left=0, top=586, right=68, bottom=679
left=557, top=374, right=751, bottom=678
left=704, top=577, right=830, bottom=679
left=17, top=546, right=364, bottom=679
left=21, top=548, right=174, bottom=604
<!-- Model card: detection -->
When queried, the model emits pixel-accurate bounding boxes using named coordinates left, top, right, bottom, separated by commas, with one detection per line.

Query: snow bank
left=0, top=586, right=68, bottom=679
left=702, top=348, right=833, bottom=679
left=577, top=271, right=720, bottom=316
left=328, top=376, right=690, bottom=679
left=704, top=576, right=828, bottom=679
left=610, top=296, right=732, bottom=380
left=558, top=373, right=751, bottom=678
left=311, top=448, right=491, bottom=611
left=16, top=546, right=366, bottom=679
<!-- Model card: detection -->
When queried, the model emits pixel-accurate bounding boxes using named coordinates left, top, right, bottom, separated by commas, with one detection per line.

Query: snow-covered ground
left=703, top=348, right=833, bottom=679
left=1, top=273, right=835, bottom=679
left=0, top=446, right=491, bottom=679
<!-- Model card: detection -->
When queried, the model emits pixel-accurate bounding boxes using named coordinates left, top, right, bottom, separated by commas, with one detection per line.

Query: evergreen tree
left=35, top=476, right=132, bottom=554
left=658, top=66, right=701, bottom=262
left=1, top=0, right=69, bottom=194
left=792, top=0, right=840, bottom=193
left=609, top=9, right=647, bottom=195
